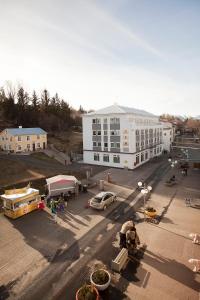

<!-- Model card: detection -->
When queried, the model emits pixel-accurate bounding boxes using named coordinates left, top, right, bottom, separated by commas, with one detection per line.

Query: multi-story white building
left=83, top=104, right=164, bottom=169
left=161, top=122, right=175, bottom=152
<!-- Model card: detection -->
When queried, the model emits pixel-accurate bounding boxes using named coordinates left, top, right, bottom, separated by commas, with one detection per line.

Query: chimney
left=19, top=126, right=22, bottom=128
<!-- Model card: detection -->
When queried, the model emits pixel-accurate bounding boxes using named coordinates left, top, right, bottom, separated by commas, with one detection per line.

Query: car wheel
left=103, top=205, right=107, bottom=210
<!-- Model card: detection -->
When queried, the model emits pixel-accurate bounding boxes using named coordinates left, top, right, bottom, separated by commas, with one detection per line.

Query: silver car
left=89, top=192, right=116, bottom=210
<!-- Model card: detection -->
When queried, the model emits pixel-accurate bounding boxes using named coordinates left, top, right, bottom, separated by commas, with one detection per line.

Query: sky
left=0, top=0, right=200, bottom=116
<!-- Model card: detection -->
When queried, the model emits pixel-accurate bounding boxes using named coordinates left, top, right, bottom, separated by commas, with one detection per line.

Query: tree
left=41, top=89, right=50, bottom=112
left=31, top=90, right=39, bottom=110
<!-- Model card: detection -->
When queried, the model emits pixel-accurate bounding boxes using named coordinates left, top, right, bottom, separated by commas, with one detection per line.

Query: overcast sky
left=0, top=0, right=200, bottom=116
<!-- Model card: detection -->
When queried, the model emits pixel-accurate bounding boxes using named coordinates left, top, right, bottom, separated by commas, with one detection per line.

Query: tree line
left=0, top=83, right=85, bottom=132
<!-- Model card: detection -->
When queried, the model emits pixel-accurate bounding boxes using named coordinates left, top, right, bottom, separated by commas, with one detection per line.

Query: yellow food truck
left=1, top=185, right=41, bottom=219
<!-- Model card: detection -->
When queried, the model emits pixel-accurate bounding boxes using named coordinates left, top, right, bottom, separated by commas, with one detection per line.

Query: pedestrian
left=50, top=200, right=57, bottom=223
left=184, top=168, right=188, bottom=176
left=38, top=199, right=45, bottom=211
left=119, top=220, right=135, bottom=249
left=126, top=227, right=140, bottom=254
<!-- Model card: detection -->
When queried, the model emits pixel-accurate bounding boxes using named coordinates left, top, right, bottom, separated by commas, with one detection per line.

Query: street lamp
left=168, top=158, right=178, bottom=168
left=138, top=182, right=152, bottom=207
left=181, top=148, right=189, bottom=160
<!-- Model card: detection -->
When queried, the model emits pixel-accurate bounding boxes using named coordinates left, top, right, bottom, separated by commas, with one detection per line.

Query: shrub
left=146, top=207, right=156, bottom=212
left=92, top=270, right=109, bottom=285
left=78, top=285, right=97, bottom=300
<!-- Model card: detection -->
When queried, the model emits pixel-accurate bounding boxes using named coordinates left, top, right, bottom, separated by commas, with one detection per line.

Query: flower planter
left=145, top=210, right=157, bottom=218
left=90, top=269, right=111, bottom=291
left=76, top=284, right=99, bottom=300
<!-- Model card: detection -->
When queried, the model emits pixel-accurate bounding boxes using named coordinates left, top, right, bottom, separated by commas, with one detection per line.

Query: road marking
left=96, top=234, right=103, bottom=241
left=84, top=246, right=91, bottom=252
left=67, top=253, right=84, bottom=271
left=106, top=223, right=115, bottom=231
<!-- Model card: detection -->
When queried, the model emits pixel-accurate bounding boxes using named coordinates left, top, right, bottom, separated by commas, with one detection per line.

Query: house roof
left=46, top=175, right=78, bottom=185
left=85, top=104, right=156, bottom=117
left=4, top=128, right=47, bottom=136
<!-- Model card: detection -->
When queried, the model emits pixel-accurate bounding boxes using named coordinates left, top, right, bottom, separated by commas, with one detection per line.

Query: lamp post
left=181, top=148, right=189, bottom=160
left=168, top=158, right=178, bottom=168
left=138, top=181, right=152, bottom=207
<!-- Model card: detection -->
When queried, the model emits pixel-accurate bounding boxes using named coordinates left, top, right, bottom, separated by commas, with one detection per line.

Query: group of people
left=38, top=193, right=69, bottom=223
left=119, top=220, right=140, bottom=254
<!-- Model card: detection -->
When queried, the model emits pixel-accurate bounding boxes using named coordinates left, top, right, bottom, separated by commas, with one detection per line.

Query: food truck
left=1, top=185, right=40, bottom=219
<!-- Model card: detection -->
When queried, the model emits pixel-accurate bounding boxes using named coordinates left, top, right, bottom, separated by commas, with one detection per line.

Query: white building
left=161, top=122, right=175, bottom=152
left=83, top=105, right=164, bottom=169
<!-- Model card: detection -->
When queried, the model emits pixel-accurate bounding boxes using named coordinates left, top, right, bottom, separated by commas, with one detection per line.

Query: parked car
left=89, top=192, right=116, bottom=210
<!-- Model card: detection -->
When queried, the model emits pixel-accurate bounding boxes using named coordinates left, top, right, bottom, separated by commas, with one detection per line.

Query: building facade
left=162, top=122, right=175, bottom=152
left=83, top=105, right=164, bottom=169
left=0, top=127, right=47, bottom=153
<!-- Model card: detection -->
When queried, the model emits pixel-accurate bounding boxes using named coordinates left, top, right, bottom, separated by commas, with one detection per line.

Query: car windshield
left=93, top=196, right=102, bottom=203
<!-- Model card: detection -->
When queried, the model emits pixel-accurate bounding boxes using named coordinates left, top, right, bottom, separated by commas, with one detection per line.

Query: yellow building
left=0, top=127, right=47, bottom=153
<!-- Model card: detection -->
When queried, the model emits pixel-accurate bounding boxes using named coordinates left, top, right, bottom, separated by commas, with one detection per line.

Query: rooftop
left=86, top=104, right=156, bottom=117
left=4, top=127, right=47, bottom=136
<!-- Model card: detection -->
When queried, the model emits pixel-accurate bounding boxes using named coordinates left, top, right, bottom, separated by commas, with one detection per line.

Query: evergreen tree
left=41, top=89, right=50, bottom=112
left=32, top=90, right=39, bottom=110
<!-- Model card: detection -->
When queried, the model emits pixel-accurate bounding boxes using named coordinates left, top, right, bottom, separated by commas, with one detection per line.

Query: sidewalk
left=60, top=167, right=200, bottom=300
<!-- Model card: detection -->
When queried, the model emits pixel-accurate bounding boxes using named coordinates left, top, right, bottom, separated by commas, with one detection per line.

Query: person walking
left=50, top=200, right=57, bottom=223
left=119, top=220, right=135, bottom=249
left=38, top=199, right=45, bottom=211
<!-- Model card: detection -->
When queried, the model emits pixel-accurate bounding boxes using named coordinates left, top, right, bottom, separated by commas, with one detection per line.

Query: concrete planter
left=90, top=269, right=111, bottom=291
left=76, top=284, right=99, bottom=300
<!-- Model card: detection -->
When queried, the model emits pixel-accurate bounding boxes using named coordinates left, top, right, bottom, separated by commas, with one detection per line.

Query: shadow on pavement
left=143, top=249, right=200, bottom=292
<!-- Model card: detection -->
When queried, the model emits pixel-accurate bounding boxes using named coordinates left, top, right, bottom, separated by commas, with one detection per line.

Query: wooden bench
left=111, top=248, right=128, bottom=272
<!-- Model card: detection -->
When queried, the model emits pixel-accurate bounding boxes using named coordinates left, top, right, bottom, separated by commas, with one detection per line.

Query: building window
left=27, top=136, right=30, bottom=141
left=18, top=136, right=21, bottom=141
left=103, top=118, right=107, bottom=124
left=92, top=118, right=101, bottom=124
left=93, top=142, right=97, bottom=147
left=37, top=143, right=40, bottom=147
left=97, top=131, right=101, bottom=136
left=111, top=142, right=120, bottom=148
left=145, top=152, right=148, bottom=160
left=110, top=130, right=120, bottom=136
left=94, top=153, right=100, bottom=161
left=103, top=154, right=109, bottom=162
left=136, top=154, right=140, bottom=165
left=104, top=142, right=108, bottom=148
left=97, top=142, right=101, bottom=147
left=93, top=131, right=96, bottom=136
left=27, top=144, right=30, bottom=149
left=2, top=137, right=4, bottom=141
left=141, top=152, right=144, bottom=162
left=110, top=118, right=120, bottom=124
left=9, top=145, right=11, bottom=150
left=154, top=148, right=156, bottom=154
left=37, top=135, right=40, bottom=139
left=18, top=145, right=21, bottom=150
left=104, top=131, right=107, bottom=135
left=113, top=155, right=120, bottom=163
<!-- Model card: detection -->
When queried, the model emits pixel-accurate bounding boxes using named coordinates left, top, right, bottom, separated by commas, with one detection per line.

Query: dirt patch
left=48, top=130, right=82, bottom=153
